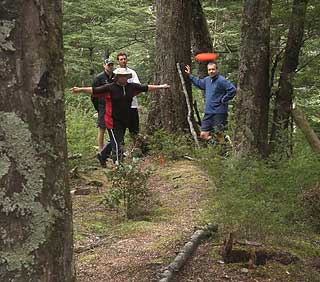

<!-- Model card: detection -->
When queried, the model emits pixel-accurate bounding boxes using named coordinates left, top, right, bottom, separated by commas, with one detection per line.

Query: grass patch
left=66, top=105, right=97, bottom=167
left=282, top=237, right=320, bottom=258
left=112, top=220, right=156, bottom=237
left=148, top=234, right=182, bottom=251
left=149, top=207, right=174, bottom=222
left=78, top=253, right=98, bottom=263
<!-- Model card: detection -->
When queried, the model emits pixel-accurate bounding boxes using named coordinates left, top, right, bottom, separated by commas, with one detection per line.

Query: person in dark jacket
left=71, top=68, right=170, bottom=165
left=92, top=58, right=114, bottom=167
left=185, top=62, right=236, bottom=144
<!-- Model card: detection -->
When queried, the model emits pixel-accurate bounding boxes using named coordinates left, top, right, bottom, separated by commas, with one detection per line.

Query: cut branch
left=159, top=224, right=218, bottom=282
left=176, top=63, right=200, bottom=147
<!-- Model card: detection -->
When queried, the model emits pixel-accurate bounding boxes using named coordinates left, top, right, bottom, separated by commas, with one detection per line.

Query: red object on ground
left=195, top=52, right=218, bottom=62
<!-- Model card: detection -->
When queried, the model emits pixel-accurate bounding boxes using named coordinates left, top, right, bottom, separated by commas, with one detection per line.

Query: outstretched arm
left=70, top=87, right=93, bottom=95
left=147, top=84, right=170, bottom=91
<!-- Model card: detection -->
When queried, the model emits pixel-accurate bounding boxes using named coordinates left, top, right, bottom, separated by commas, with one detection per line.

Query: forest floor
left=71, top=156, right=320, bottom=282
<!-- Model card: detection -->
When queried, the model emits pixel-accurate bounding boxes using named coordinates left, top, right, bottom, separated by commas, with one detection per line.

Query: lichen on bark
left=0, top=20, right=16, bottom=52
left=0, top=112, right=56, bottom=272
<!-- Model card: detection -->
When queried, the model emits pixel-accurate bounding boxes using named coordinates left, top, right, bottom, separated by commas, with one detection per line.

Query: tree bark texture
left=191, top=0, right=214, bottom=78
left=233, top=0, right=271, bottom=157
left=0, top=1, right=75, bottom=282
left=269, top=0, right=309, bottom=155
left=147, top=0, right=192, bottom=133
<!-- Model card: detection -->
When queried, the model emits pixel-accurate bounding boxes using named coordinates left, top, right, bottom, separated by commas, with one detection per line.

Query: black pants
left=107, top=125, right=126, bottom=164
left=128, top=108, right=139, bottom=136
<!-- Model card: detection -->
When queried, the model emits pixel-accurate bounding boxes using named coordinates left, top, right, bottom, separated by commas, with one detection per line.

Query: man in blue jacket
left=185, top=62, right=236, bottom=144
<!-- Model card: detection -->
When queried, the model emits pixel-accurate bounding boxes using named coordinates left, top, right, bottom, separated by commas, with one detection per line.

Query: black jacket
left=91, top=71, right=114, bottom=112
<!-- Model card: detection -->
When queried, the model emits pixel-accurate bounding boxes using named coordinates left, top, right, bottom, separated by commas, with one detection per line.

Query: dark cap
left=104, top=58, right=114, bottom=65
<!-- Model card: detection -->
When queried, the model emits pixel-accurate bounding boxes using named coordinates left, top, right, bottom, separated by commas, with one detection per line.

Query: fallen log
left=158, top=223, right=218, bottom=282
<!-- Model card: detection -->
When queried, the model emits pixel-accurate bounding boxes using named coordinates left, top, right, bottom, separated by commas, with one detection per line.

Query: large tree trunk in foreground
left=292, top=107, right=320, bottom=154
left=233, top=0, right=271, bottom=157
left=269, top=0, right=309, bottom=156
left=0, top=1, right=74, bottom=281
left=191, top=0, right=214, bottom=78
left=147, top=0, right=192, bottom=133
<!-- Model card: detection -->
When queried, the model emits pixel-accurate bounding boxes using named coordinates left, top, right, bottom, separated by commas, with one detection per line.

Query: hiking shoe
left=96, top=153, right=106, bottom=168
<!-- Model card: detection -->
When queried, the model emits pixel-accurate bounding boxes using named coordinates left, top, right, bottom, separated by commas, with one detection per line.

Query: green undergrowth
left=67, top=107, right=320, bottom=270
left=148, top=128, right=195, bottom=160
left=65, top=91, right=97, bottom=167
left=196, top=142, right=320, bottom=260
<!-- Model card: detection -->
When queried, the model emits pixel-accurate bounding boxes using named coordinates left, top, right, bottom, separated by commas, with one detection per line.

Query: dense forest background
left=1, top=0, right=320, bottom=281
left=63, top=0, right=320, bottom=234
left=63, top=0, right=319, bottom=137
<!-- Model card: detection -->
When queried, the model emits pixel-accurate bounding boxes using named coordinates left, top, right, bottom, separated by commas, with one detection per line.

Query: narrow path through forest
left=72, top=157, right=317, bottom=282
left=73, top=158, right=213, bottom=282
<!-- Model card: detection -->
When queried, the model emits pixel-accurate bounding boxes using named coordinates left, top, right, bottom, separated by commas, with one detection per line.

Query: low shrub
left=101, top=160, right=151, bottom=219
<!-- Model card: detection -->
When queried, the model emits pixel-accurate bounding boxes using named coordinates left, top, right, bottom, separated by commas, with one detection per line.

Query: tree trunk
left=269, top=0, right=309, bottom=156
left=0, top=1, right=74, bottom=281
left=191, top=0, right=214, bottom=78
left=233, top=0, right=271, bottom=157
left=147, top=0, right=192, bottom=133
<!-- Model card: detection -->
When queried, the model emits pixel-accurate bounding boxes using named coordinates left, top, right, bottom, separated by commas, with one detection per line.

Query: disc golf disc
left=195, top=52, right=218, bottom=62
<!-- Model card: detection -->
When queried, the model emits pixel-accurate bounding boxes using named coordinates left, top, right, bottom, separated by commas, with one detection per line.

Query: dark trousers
left=100, top=141, right=112, bottom=161
left=107, top=125, right=126, bottom=164
left=128, top=108, right=139, bottom=136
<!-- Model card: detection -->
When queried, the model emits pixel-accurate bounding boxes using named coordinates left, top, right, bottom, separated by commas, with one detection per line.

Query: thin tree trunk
left=269, top=0, right=309, bottom=156
left=233, top=0, right=272, bottom=157
left=0, top=1, right=74, bottom=281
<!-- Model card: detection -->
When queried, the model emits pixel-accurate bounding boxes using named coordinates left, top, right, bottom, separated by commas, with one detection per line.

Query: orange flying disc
left=195, top=52, right=218, bottom=62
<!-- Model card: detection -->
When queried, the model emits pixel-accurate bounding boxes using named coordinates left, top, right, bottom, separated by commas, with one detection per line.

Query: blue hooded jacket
left=190, top=74, right=236, bottom=114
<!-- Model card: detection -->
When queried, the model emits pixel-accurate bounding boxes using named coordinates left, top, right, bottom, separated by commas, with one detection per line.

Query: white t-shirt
left=115, top=66, right=140, bottom=108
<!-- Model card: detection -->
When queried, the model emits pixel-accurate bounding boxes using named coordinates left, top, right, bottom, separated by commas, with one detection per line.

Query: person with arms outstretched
left=71, top=68, right=169, bottom=165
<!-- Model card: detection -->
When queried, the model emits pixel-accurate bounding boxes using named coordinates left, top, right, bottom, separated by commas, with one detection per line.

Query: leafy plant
left=101, top=161, right=151, bottom=219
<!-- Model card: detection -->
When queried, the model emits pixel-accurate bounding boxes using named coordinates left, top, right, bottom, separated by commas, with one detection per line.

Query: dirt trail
left=72, top=158, right=319, bottom=282
left=73, top=159, right=212, bottom=282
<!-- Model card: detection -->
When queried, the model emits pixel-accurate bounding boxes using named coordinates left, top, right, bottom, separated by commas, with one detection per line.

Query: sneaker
left=96, top=153, right=106, bottom=168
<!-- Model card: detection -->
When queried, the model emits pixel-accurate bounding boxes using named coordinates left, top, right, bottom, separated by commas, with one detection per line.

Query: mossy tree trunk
left=191, top=0, right=214, bottom=78
left=269, top=0, right=309, bottom=157
left=0, top=1, right=74, bottom=281
left=233, top=0, right=271, bottom=157
left=147, top=0, right=192, bottom=133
